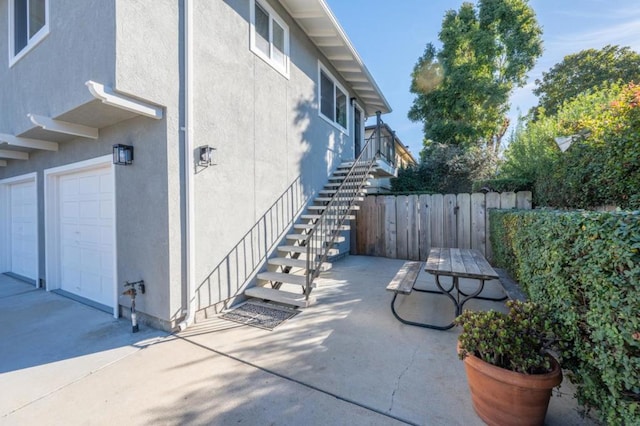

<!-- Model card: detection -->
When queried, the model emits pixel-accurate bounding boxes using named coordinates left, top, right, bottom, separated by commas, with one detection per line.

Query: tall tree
left=532, top=45, right=640, bottom=118
left=408, top=0, right=542, bottom=153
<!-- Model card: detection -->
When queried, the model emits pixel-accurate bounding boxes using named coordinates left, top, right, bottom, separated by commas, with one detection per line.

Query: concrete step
left=301, top=214, right=356, bottom=221
left=244, top=286, right=315, bottom=308
left=325, top=181, right=371, bottom=188
left=294, top=223, right=351, bottom=231
left=286, top=233, right=346, bottom=243
left=258, top=272, right=307, bottom=286
left=328, top=175, right=370, bottom=182
left=334, top=167, right=370, bottom=174
left=315, top=196, right=364, bottom=203
left=319, top=189, right=367, bottom=195
left=308, top=205, right=360, bottom=211
left=278, top=245, right=340, bottom=255
left=268, top=257, right=332, bottom=271
left=338, top=161, right=371, bottom=169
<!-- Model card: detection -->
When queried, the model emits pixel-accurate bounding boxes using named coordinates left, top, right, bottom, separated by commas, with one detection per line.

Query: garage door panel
left=57, top=165, right=114, bottom=308
left=78, top=224, right=101, bottom=245
left=8, top=180, right=37, bottom=281
left=61, top=200, right=79, bottom=219
left=78, top=175, right=99, bottom=194
left=79, top=200, right=100, bottom=219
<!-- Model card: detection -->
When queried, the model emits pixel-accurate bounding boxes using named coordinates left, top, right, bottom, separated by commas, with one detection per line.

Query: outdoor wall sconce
left=199, top=145, right=216, bottom=167
left=113, top=144, right=134, bottom=165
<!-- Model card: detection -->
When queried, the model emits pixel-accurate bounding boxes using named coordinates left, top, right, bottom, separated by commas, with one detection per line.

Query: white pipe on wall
left=178, top=0, right=196, bottom=331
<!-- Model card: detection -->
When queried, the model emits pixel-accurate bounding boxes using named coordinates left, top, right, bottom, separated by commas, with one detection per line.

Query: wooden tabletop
left=424, top=248, right=499, bottom=280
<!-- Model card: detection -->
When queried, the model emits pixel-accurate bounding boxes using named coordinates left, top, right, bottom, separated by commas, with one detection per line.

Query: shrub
left=501, top=83, right=640, bottom=210
left=490, top=209, right=640, bottom=424
left=390, top=143, right=497, bottom=194
left=455, top=300, right=560, bottom=374
left=471, top=178, right=533, bottom=193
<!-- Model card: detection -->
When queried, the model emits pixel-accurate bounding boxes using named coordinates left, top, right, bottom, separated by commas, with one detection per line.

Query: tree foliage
left=408, top=0, right=542, bottom=154
left=532, top=45, right=640, bottom=118
left=390, top=143, right=497, bottom=194
left=501, top=82, right=640, bottom=209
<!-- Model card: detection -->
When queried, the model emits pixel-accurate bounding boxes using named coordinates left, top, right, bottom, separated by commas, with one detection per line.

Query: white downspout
left=178, top=0, right=196, bottom=331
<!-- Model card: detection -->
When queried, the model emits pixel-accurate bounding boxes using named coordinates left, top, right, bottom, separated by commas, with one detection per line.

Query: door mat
left=220, top=300, right=299, bottom=330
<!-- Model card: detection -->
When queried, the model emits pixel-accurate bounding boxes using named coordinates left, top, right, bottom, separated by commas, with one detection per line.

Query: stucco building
left=0, top=0, right=394, bottom=330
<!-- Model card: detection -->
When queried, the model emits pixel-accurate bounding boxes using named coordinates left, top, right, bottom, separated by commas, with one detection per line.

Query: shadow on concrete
left=0, top=274, right=166, bottom=375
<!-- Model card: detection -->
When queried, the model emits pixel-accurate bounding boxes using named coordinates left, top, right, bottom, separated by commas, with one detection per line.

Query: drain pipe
left=178, top=0, right=196, bottom=331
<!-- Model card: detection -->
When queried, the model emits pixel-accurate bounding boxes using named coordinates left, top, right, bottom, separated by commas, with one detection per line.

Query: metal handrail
left=304, top=135, right=378, bottom=299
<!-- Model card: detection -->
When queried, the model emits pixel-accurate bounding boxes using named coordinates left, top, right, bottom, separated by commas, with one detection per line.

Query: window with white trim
left=318, top=64, right=349, bottom=133
left=9, top=0, right=49, bottom=65
left=250, top=0, right=289, bottom=77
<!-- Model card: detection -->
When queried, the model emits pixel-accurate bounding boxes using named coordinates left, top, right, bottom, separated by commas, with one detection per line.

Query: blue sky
left=325, top=0, right=640, bottom=159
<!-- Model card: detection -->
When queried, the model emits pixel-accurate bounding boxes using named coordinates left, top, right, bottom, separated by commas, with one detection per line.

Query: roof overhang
left=0, top=81, right=163, bottom=166
left=279, top=0, right=391, bottom=117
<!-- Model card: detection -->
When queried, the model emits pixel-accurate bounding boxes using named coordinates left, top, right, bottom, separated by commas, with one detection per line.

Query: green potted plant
left=454, top=300, right=563, bottom=426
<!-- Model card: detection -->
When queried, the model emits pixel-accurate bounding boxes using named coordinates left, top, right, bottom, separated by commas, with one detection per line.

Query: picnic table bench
left=386, top=248, right=511, bottom=330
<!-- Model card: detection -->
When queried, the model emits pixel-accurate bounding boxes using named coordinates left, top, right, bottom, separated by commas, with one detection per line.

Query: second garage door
left=9, top=179, right=38, bottom=282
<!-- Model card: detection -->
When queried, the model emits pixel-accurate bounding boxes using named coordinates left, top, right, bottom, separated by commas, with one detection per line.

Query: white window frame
left=318, top=62, right=349, bottom=135
left=8, top=0, right=50, bottom=67
left=249, top=0, right=290, bottom=78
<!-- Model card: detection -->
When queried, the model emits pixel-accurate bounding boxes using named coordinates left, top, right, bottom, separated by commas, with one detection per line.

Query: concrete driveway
left=0, top=257, right=597, bottom=425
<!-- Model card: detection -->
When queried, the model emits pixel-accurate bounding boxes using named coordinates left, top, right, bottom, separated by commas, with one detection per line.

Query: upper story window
left=9, top=0, right=49, bottom=66
left=318, top=64, right=349, bottom=134
left=250, top=0, right=289, bottom=78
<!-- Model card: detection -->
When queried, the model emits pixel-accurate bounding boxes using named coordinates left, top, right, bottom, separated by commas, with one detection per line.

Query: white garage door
left=58, top=166, right=114, bottom=308
left=9, top=180, right=37, bottom=281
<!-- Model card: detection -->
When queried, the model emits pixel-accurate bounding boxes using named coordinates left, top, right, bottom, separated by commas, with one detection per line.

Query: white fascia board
left=305, top=0, right=391, bottom=114
left=0, top=149, right=29, bottom=160
left=86, top=80, right=163, bottom=119
left=0, top=133, right=59, bottom=151
left=28, top=114, right=99, bottom=139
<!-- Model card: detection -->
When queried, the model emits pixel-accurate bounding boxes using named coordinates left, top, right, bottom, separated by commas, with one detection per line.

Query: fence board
left=501, top=192, right=516, bottom=209
left=354, top=191, right=532, bottom=260
left=374, top=196, right=385, bottom=257
left=384, top=196, right=397, bottom=258
left=430, top=194, right=444, bottom=248
left=471, top=193, right=486, bottom=256
left=363, top=196, right=376, bottom=255
left=516, top=191, right=532, bottom=209
left=407, top=195, right=420, bottom=260
left=418, top=194, right=431, bottom=260
left=485, top=192, right=502, bottom=262
left=457, top=193, right=471, bottom=249
left=443, top=194, right=457, bottom=248
left=396, top=195, right=409, bottom=259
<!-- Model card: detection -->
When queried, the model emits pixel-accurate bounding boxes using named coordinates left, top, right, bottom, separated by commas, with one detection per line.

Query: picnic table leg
left=457, top=279, right=490, bottom=315
left=390, top=290, right=457, bottom=331
left=458, top=280, right=509, bottom=302
left=457, top=280, right=508, bottom=302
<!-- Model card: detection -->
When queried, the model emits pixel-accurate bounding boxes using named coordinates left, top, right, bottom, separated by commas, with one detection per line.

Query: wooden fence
left=352, top=192, right=532, bottom=261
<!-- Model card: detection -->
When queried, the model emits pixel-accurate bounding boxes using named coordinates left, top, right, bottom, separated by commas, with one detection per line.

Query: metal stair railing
left=303, top=135, right=378, bottom=299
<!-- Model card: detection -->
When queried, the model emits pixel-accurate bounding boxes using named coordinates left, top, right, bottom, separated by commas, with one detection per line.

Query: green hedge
left=490, top=209, right=640, bottom=424
left=471, top=178, right=533, bottom=194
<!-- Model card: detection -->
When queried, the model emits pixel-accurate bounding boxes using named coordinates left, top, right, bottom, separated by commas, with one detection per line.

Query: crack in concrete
left=389, top=345, right=419, bottom=413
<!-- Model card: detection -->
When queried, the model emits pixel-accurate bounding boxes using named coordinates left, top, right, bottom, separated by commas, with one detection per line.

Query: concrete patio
left=0, top=256, right=597, bottom=425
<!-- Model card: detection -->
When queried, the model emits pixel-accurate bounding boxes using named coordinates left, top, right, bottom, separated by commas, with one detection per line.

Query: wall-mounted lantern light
left=113, top=144, right=134, bottom=165
left=199, top=145, right=216, bottom=167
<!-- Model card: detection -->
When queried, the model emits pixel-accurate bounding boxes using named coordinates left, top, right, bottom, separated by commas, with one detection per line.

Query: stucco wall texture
left=0, top=0, right=370, bottom=330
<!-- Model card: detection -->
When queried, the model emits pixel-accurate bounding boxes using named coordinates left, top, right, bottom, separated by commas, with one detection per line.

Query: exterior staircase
left=244, top=137, right=380, bottom=308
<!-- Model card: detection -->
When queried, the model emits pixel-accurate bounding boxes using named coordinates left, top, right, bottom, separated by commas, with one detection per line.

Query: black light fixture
left=113, top=144, right=134, bottom=165
left=199, top=145, right=215, bottom=167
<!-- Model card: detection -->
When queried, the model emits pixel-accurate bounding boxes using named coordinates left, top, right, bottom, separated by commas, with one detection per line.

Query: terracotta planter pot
left=460, top=347, right=562, bottom=426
